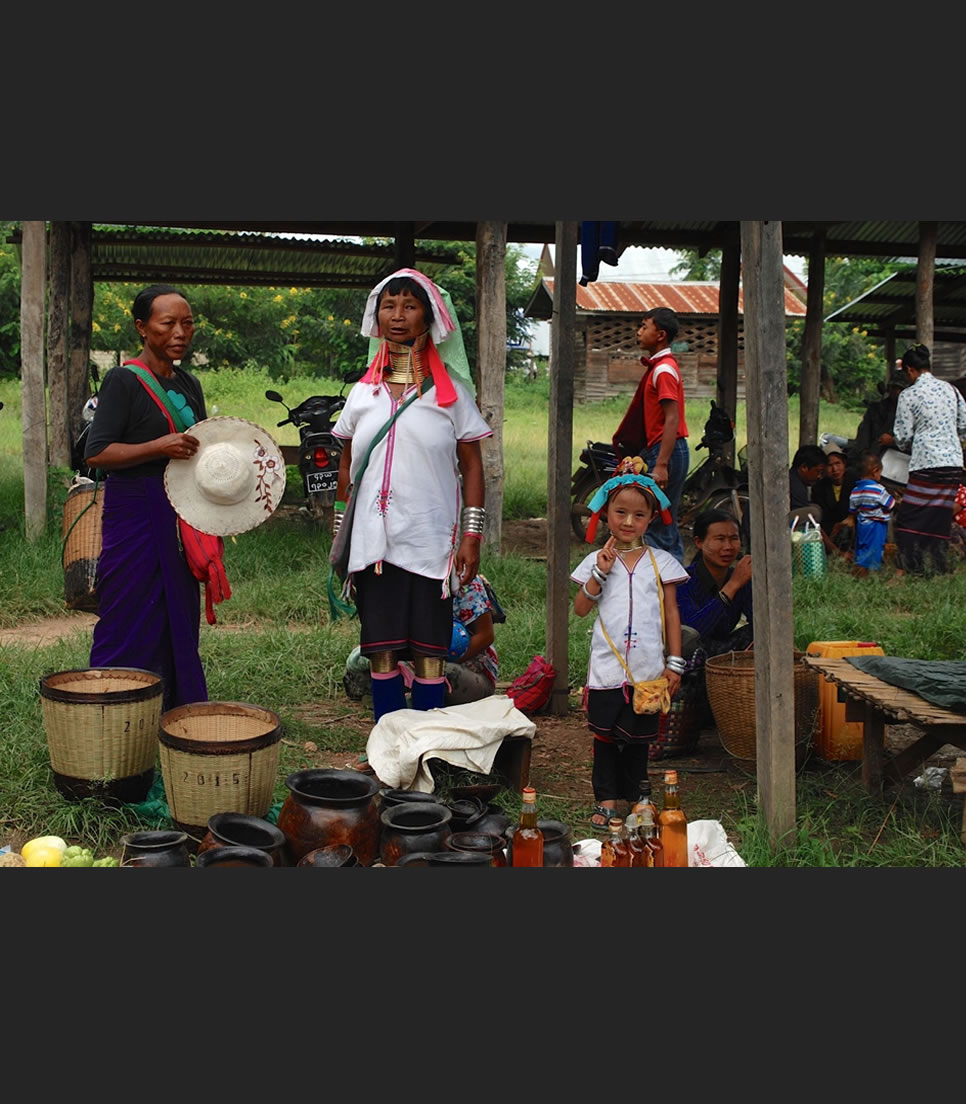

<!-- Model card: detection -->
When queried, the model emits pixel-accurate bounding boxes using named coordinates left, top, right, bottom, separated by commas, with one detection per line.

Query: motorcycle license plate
left=306, top=470, right=338, bottom=494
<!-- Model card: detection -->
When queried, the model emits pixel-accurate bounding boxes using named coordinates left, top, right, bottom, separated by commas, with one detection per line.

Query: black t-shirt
left=84, top=363, right=207, bottom=477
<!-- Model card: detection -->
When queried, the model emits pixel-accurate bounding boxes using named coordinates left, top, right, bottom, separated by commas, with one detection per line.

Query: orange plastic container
left=806, top=640, right=886, bottom=761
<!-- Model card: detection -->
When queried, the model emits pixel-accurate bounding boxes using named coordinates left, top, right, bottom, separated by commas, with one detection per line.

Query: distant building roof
left=525, top=276, right=808, bottom=320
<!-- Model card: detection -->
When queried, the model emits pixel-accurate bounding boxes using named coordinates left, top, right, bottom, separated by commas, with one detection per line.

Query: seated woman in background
left=676, top=508, right=753, bottom=660
left=811, top=443, right=857, bottom=559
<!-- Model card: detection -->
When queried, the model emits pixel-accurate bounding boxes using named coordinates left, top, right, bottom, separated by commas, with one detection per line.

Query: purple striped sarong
left=90, top=475, right=207, bottom=711
left=894, top=465, right=964, bottom=575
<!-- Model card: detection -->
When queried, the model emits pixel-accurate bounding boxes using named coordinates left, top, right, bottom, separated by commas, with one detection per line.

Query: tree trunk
left=740, top=219, right=797, bottom=847
left=916, top=221, right=937, bottom=350
left=47, top=222, right=72, bottom=468
left=21, top=221, right=48, bottom=541
left=547, top=222, right=578, bottom=716
left=475, top=221, right=507, bottom=554
left=68, top=222, right=93, bottom=445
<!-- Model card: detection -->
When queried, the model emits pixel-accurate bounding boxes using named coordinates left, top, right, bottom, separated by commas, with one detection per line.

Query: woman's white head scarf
left=359, top=267, right=475, bottom=398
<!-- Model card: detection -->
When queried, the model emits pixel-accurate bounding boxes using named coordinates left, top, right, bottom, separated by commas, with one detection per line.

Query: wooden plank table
left=803, top=656, right=966, bottom=793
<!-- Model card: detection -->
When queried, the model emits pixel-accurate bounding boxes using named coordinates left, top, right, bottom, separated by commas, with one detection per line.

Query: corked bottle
left=600, top=817, right=631, bottom=868
left=625, top=813, right=648, bottom=868
left=630, top=778, right=659, bottom=827
left=510, top=786, right=544, bottom=867
left=658, top=769, right=688, bottom=868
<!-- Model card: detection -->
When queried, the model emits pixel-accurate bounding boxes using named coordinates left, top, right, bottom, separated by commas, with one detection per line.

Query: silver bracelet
left=461, top=506, right=486, bottom=535
left=590, top=566, right=608, bottom=587
left=665, top=657, right=686, bottom=675
left=581, top=581, right=601, bottom=603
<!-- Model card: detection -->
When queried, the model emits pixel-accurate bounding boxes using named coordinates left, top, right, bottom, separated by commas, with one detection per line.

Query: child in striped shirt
left=848, top=452, right=896, bottom=577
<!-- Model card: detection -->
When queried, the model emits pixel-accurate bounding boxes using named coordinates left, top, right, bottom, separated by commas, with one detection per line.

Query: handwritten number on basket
left=180, top=770, right=242, bottom=786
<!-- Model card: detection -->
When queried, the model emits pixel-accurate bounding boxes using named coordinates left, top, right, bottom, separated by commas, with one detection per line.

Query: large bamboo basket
left=62, top=480, right=103, bottom=612
left=39, top=667, right=162, bottom=803
left=705, top=650, right=820, bottom=765
left=159, top=701, right=282, bottom=836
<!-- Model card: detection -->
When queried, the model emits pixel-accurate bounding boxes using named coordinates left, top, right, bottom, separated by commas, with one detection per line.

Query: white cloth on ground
left=365, top=694, right=535, bottom=793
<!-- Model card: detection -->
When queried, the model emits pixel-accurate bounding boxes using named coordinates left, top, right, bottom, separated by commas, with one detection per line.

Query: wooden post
left=47, top=222, right=72, bottom=468
left=20, top=221, right=48, bottom=541
left=546, top=221, right=578, bottom=715
left=393, top=224, right=416, bottom=271
left=68, top=221, right=93, bottom=445
left=717, top=238, right=740, bottom=465
left=885, top=327, right=896, bottom=382
left=739, top=220, right=797, bottom=846
left=798, top=228, right=826, bottom=449
left=475, top=221, right=507, bottom=553
left=916, top=221, right=937, bottom=349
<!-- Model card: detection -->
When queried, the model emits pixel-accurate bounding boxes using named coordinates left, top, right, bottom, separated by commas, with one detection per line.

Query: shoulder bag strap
left=124, top=360, right=187, bottom=433
left=348, top=381, right=434, bottom=494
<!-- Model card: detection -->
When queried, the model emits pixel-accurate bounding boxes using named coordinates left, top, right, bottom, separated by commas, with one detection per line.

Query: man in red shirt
left=613, top=306, right=689, bottom=561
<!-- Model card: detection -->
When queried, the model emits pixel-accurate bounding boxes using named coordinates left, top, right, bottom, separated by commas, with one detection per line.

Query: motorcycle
left=265, top=373, right=359, bottom=520
left=70, top=365, right=100, bottom=480
left=571, top=400, right=750, bottom=548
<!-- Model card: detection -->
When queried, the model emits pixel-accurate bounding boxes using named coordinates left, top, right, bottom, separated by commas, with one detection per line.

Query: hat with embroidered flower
left=584, top=456, right=673, bottom=543
left=164, top=416, right=287, bottom=536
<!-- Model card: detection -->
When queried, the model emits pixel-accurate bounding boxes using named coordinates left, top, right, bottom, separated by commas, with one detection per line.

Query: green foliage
left=0, top=221, right=22, bottom=377
left=670, top=249, right=721, bottom=281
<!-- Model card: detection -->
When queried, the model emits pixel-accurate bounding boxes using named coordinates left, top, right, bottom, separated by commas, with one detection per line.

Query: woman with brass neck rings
left=332, top=269, right=493, bottom=722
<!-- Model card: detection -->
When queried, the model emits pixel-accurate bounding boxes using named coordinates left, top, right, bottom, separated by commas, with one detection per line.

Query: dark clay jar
left=505, top=819, right=574, bottom=868
left=445, top=831, right=507, bottom=867
left=468, top=804, right=511, bottom=840
left=297, top=844, right=359, bottom=868
left=120, top=830, right=190, bottom=868
left=197, top=813, right=288, bottom=867
left=379, top=788, right=442, bottom=811
left=195, top=845, right=274, bottom=868
left=379, top=802, right=453, bottom=867
left=278, top=769, right=382, bottom=867
left=396, top=850, right=493, bottom=867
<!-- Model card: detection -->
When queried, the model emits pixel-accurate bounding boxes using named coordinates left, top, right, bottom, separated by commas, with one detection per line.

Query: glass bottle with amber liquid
left=639, top=806, right=664, bottom=868
left=658, top=769, right=688, bottom=868
left=625, top=813, right=648, bottom=868
left=600, top=817, right=631, bottom=868
left=631, top=778, right=659, bottom=828
left=510, top=786, right=544, bottom=867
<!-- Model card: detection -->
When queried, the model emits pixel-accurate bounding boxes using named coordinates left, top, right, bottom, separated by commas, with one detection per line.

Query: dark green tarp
left=846, top=656, right=966, bottom=714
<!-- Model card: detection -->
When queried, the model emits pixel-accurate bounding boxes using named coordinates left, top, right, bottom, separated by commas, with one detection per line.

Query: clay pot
left=120, top=830, right=190, bottom=868
left=379, top=802, right=453, bottom=867
left=447, top=797, right=486, bottom=832
left=278, top=769, right=382, bottom=866
left=505, top=819, right=574, bottom=868
left=396, top=851, right=492, bottom=867
left=197, top=813, right=288, bottom=867
left=379, top=788, right=442, bottom=811
left=445, top=831, right=507, bottom=867
left=195, top=845, right=274, bottom=868
left=468, top=803, right=511, bottom=840
left=297, top=845, right=359, bottom=868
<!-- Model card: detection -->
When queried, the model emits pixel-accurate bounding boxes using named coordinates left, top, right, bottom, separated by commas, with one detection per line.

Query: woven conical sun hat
left=164, top=417, right=286, bottom=536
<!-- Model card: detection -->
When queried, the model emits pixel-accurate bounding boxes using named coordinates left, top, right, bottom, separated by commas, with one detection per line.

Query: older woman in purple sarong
left=84, top=285, right=209, bottom=711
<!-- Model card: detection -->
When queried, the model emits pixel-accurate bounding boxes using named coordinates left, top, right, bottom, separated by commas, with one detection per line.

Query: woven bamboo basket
left=62, top=481, right=103, bottom=612
left=39, top=667, right=162, bottom=803
left=648, top=669, right=713, bottom=761
left=158, top=701, right=282, bottom=835
left=705, top=650, right=820, bottom=764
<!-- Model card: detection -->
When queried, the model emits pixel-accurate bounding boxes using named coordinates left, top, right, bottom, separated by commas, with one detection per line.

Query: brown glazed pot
left=278, top=769, right=382, bottom=866
left=197, top=813, right=288, bottom=867
left=120, top=830, right=191, bottom=868
left=505, top=819, right=574, bottom=868
left=379, top=802, right=453, bottom=867
left=195, top=845, right=274, bottom=868
left=445, top=831, right=507, bottom=867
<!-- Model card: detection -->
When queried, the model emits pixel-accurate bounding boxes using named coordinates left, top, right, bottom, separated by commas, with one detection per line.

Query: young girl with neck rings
left=571, top=458, right=688, bottom=829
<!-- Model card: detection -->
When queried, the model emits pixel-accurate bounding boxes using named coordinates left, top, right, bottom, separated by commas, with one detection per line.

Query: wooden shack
left=525, top=271, right=807, bottom=404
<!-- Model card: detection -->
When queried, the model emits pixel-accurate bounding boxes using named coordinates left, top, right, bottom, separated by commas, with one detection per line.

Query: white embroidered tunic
left=333, top=376, right=492, bottom=584
left=571, top=547, right=687, bottom=690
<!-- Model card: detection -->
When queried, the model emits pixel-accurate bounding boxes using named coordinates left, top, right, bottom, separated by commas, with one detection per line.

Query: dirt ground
left=5, top=517, right=963, bottom=856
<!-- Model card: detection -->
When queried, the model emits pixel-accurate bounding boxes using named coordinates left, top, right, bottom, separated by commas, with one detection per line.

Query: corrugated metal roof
left=529, top=278, right=807, bottom=318
left=824, top=263, right=966, bottom=340
left=86, top=226, right=463, bottom=288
